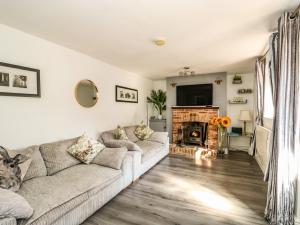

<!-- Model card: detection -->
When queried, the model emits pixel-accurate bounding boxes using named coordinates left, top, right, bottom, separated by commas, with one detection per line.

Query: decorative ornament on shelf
left=228, top=97, right=248, bottom=104
left=178, top=66, right=196, bottom=76
left=232, top=74, right=242, bottom=84
left=237, top=89, right=252, bottom=94
left=147, top=89, right=166, bottom=120
left=210, top=116, right=231, bottom=155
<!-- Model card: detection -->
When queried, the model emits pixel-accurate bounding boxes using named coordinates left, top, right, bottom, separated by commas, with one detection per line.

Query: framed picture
left=115, top=85, right=138, bottom=103
left=0, top=62, right=40, bottom=97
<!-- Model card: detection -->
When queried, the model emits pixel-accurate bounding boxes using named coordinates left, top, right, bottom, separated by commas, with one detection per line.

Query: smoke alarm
left=153, top=39, right=166, bottom=46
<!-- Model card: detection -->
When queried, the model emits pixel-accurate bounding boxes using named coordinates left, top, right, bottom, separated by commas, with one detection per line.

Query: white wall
left=226, top=73, right=255, bottom=150
left=153, top=80, right=167, bottom=92
left=0, top=25, right=153, bottom=149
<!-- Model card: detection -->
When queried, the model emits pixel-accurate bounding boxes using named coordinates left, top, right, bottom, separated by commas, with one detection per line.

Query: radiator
left=255, top=125, right=271, bottom=174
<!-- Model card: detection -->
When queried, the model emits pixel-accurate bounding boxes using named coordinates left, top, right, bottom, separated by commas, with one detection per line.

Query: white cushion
left=0, top=188, right=33, bottom=219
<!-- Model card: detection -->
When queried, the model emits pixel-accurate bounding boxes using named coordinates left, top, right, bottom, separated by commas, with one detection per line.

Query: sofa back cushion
left=124, top=126, right=139, bottom=143
left=8, top=145, right=47, bottom=182
left=39, top=138, right=80, bottom=175
left=100, top=130, right=116, bottom=143
left=92, top=147, right=127, bottom=170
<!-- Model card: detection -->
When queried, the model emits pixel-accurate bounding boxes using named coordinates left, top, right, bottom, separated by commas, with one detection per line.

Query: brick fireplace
left=172, top=106, right=219, bottom=150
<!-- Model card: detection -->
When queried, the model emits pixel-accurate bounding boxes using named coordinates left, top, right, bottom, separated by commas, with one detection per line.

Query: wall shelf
left=228, top=100, right=248, bottom=104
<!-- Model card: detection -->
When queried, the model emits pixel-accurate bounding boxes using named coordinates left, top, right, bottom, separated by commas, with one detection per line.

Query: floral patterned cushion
left=134, top=122, right=154, bottom=140
left=114, top=126, right=128, bottom=140
left=67, top=135, right=105, bottom=164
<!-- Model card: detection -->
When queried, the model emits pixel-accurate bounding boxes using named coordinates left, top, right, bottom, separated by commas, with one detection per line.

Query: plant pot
left=157, top=114, right=163, bottom=120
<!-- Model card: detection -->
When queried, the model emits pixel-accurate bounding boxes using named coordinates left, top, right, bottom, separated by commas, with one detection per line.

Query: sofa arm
left=147, top=132, right=169, bottom=144
left=120, top=153, right=134, bottom=186
left=104, top=140, right=142, bottom=152
left=125, top=151, right=142, bottom=181
left=0, top=218, right=17, bottom=225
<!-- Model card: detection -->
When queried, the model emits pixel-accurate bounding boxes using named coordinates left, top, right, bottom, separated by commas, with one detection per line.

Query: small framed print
left=115, top=85, right=138, bottom=103
left=0, top=62, right=40, bottom=97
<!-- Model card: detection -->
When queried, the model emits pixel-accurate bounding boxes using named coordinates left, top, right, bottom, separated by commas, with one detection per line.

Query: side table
left=227, top=132, right=253, bottom=151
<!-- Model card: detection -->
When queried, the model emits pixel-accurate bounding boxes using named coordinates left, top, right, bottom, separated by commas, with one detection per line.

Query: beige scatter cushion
left=8, top=145, right=48, bottom=181
left=134, top=121, right=154, bottom=140
left=6, top=147, right=34, bottom=181
left=114, top=126, right=128, bottom=140
left=67, top=134, right=105, bottom=164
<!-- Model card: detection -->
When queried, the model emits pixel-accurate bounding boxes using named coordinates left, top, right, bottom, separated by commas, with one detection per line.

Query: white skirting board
left=295, top=217, right=300, bottom=225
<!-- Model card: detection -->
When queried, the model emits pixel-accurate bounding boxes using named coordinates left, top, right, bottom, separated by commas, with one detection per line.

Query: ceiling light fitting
left=153, top=38, right=166, bottom=46
left=178, top=66, right=195, bottom=76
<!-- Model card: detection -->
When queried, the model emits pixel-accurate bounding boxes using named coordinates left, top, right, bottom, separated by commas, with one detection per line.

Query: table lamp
left=239, top=110, right=252, bottom=135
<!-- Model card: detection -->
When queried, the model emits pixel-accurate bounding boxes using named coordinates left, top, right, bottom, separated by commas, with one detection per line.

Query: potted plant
left=147, top=89, right=166, bottom=120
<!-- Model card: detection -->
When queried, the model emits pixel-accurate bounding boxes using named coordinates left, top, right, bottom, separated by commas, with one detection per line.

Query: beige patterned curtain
left=264, top=12, right=300, bottom=225
left=248, top=58, right=265, bottom=155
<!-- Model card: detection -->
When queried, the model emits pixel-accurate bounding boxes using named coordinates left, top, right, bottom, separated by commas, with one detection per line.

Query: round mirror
left=75, top=80, right=99, bottom=108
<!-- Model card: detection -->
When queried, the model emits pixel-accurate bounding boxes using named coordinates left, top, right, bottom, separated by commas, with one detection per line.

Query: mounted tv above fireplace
left=176, top=83, right=213, bottom=106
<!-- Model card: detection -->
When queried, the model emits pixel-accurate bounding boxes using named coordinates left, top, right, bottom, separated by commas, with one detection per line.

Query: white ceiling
left=0, top=0, right=298, bottom=80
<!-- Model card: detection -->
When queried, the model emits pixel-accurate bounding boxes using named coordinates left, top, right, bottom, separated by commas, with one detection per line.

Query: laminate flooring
left=82, top=151, right=268, bottom=225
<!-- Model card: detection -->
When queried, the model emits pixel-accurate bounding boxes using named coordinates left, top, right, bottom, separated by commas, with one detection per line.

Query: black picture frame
left=0, top=62, right=41, bottom=97
left=115, top=85, right=138, bottom=103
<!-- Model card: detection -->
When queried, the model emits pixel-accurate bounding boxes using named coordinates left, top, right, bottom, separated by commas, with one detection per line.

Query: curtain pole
left=290, top=4, right=300, bottom=19
left=259, top=4, right=300, bottom=59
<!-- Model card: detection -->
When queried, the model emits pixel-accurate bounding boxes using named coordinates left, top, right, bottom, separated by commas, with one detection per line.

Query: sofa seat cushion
left=147, top=132, right=168, bottom=145
left=18, top=164, right=122, bottom=225
left=136, top=140, right=164, bottom=163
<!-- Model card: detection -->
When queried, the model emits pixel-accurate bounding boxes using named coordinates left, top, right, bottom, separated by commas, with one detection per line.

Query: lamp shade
left=239, top=110, right=252, bottom=121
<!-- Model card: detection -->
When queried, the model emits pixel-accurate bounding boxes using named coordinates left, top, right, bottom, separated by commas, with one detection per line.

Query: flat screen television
left=176, top=83, right=213, bottom=106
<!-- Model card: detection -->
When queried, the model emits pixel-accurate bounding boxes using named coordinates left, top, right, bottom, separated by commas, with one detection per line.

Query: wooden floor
left=82, top=151, right=268, bottom=225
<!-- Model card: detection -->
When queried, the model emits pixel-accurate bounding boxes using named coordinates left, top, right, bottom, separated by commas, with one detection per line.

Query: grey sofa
left=1, top=127, right=169, bottom=225
left=1, top=138, right=132, bottom=225
left=100, top=125, right=169, bottom=180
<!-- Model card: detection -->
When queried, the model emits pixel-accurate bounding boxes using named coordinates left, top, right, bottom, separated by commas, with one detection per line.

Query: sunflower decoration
left=210, top=116, right=231, bottom=128
left=210, top=117, right=218, bottom=125
left=221, top=116, right=231, bottom=128
left=217, top=117, right=222, bottom=125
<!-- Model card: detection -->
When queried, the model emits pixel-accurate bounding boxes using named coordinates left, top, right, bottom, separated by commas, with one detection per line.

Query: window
left=263, top=54, right=274, bottom=119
